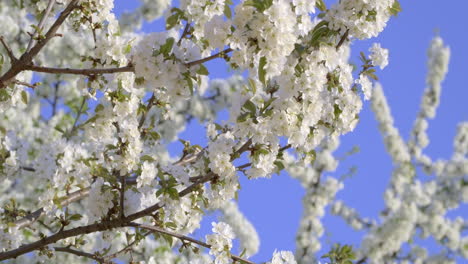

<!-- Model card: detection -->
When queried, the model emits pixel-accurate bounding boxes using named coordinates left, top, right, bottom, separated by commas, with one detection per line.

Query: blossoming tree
left=0, top=0, right=466, bottom=263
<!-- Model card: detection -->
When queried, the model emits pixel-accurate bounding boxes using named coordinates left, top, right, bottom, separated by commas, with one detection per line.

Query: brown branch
left=4, top=137, right=254, bottom=260
left=0, top=172, right=215, bottom=261
left=178, top=23, right=191, bottom=46
left=25, top=64, right=135, bottom=75
left=0, top=36, right=18, bottom=62
left=185, top=48, right=233, bottom=67
left=336, top=29, right=350, bottom=51
left=54, top=246, right=105, bottom=263
left=14, top=188, right=91, bottom=229
left=138, top=93, right=156, bottom=130
left=14, top=80, right=39, bottom=89
left=27, top=0, right=56, bottom=52
left=129, top=223, right=256, bottom=264
left=0, top=0, right=80, bottom=89
left=17, top=47, right=230, bottom=78
left=102, top=231, right=151, bottom=261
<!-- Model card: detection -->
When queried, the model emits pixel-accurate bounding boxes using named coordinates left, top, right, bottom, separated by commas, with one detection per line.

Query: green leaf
left=95, top=104, right=104, bottom=112
left=334, top=104, right=342, bottom=119
left=244, top=0, right=273, bottom=12
left=224, top=3, right=232, bottom=19
left=82, top=114, right=100, bottom=126
left=0, top=53, right=4, bottom=73
left=166, top=8, right=185, bottom=30
left=248, top=78, right=257, bottom=94
left=196, top=64, right=209, bottom=75
left=389, top=0, right=402, bottom=17
left=0, top=89, right=11, bottom=102
left=316, top=0, right=327, bottom=11
left=124, top=43, right=132, bottom=54
left=258, top=56, right=267, bottom=85
left=165, top=222, right=177, bottom=230
left=237, top=112, right=251, bottom=123
left=148, top=131, right=161, bottom=141
left=135, top=77, right=145, bottom=85
left=160, top=37, right=175, bottom=56
left=21, top=90, right=28, bottom=104
left=167, top=188, right=180, bottom=200
left=242, top=99, right=257, bottom=114
left=141, top=155, right=154, bottom=162
left=68, top=214, right=83, bottom=221
left=364, top=69, right=379, bottom=81
left=274, top=160, right=285, bottom=171
left=186, top=75, right=194, bottom=95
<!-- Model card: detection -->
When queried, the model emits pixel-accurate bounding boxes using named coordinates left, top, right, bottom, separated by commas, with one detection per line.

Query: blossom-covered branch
left=129, top=223, right=256, bottom=264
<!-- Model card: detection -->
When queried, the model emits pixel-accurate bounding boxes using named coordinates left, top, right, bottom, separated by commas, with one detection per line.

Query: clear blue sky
left=112, top=1, right=468, bottom=262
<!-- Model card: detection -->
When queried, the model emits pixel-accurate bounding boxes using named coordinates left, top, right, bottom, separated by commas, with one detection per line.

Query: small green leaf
left=21, top=90, right=28, bottom=104
left=389, top=0, right=402, bottom=17
left=196, top=64, right=209, bottom=75
left=185, top=75, right=194, bottom=95
left=0, top=89, right=11, bottom=102
left=224, top=3, right=232, bottom=19
left=258, top=56, right=267, bottom=85
left=148, top=131, right=161, bottom=141
left=141, top=155, right=154, bottom=162
left=68, top=214, right=83, bottom=221
left=167, top=188, right=180, bottom=200
left=274, top=160, right=285, bottom=171
left=237, top=112, right=251, bottom=123
left=248, top=78, right=257, bottom=94
left=166, top=8, right=185, bottom=30
left=95, top=104, right=104, bottom=112
left=334, top=104, right=342, bottom=119
left=135, top=77, right=145, bottom=85
left=160, top=37, right=175, bottom=56
left=316, top=0, right=327, bottom=12
left=242, top=99, right=257, bottom=114
left=0, top=53, right=4, bottom=72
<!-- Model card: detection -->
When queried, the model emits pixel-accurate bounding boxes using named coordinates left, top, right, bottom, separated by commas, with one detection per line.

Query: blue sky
left=112, top=1, right=468, bottom=262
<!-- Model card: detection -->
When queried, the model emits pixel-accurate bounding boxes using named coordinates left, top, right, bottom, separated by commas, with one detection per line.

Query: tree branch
left=0, top=36, right=18, bottom=62
left=4, top=135, right=254, bottom=260
left=0, top=0, right=80, bottom=89
left=129, top=223, right=256, bottom=264
left=16, top=47, right=231, bottom=79
left=25, top=64, right=135, bottom=76
left=0, top=171, right=215, bottom=261
left=27, top=0, right=56, bottom=52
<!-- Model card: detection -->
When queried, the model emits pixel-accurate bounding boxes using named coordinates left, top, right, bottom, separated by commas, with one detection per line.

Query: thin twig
left=178, top=23, right=191, bottom=46
left=66, top=96, right=87, bottom=139
left=129, top=223, right=256, bottom=264
left=27, top=0, right=56, bottom=52
left=336, top=29, right=350, bottom=50
left=0, top=36, right=17, bottom=62
left=51, top=81, right=60, bottom=117
left=185, top=48, right=233, bottom=67
left=103, top=231, right=151, bottom=261
left=138, top=93, right=156, bottom=130
left=54, top=247, right=105, bottom=263
left=14, top=80, right=38, bottom=89
left=19, top=166, right=36, bottom=172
